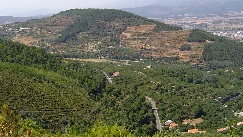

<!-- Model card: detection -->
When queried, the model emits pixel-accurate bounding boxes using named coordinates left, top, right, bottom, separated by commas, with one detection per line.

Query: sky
left=0, top=0, right=156, bottom=16
left=0, top=0, right=234, bottom=16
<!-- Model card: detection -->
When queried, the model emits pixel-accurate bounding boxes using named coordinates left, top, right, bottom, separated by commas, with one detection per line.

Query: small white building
left=234, top=112, right=243, bottom=117
left=19, top=27, right=30, bottom=31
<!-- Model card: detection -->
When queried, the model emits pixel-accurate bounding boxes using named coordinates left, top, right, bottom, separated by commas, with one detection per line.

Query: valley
left=163, top=11, right=243, bottom=41
left=0, top=8, right=243, bottom=136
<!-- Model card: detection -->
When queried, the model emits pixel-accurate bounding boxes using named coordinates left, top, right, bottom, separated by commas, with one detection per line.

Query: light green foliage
left=152, top=130, right=180, bottom=137
left=0, top=105, right=20, bottom=137
left=19, top=118, right=48, bottom=137
left=0, top=105, right=48, bottom=137
left=0, top=39, right=243, bottom=136
left=84, top=122, right=133, bottom=137
left=226, top=120, right=243, bottom=137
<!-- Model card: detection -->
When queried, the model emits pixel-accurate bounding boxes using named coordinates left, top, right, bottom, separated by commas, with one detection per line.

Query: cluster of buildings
left=163, top=118, right=243, bottom=134
left=163, top=11, right=243, bottom=41
left=213, top=31, right=243, bottom=40
left=163, top=119, right=206, bottom=134
left=217, top=122, right=243, bottom=133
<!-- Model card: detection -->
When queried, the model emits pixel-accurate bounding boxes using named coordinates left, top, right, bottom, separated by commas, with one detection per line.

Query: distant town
left=160, top=11, right=243, bottom=41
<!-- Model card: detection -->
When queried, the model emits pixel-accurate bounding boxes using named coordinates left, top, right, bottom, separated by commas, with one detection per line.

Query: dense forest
left=186, top=29, right=243, bottom=69
left=187, top=29, right=226, bottom=43
left=203, top=41, right=243, bottom=69
left=1, top=39, right=243, bottom=136
left=56, top=9, right=181, bottom=43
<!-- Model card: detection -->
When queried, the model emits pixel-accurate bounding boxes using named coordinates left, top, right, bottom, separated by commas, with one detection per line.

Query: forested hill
left=56, top=9, right=181, bottom=43
left=2, top=9, right=183, bottom=60
left=0, top=39, right=105, bottom=132
left=1, top=9, right=243, bottom=68
left=1, top=39, right=243, bottom=136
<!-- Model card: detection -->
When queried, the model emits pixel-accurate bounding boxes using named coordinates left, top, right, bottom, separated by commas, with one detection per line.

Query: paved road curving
left=146, top=96, right=162, bottom=132
left=102, top=71, right=112, bottom=84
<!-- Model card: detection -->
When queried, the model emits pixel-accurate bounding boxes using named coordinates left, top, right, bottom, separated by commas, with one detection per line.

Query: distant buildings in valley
left=163, top=11, right=243, bottom=41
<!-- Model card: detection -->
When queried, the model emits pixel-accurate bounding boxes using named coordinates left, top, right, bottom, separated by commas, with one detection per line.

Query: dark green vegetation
left=54, top=9, right=181, bottom=59
left=203, top=41, right=243, bottom=69
left=186, top=29, right=243, bottom=69
left=0, top=39, right=61, bottom=70
left=187, top=29, right=226, bottom=42
left=1, top=9, right=243, bottom=136
left=56, top=9, right=181, bottom=43
left=1, top=39, right=243, bottom=136
left=180, top=44, right=191, bottom=51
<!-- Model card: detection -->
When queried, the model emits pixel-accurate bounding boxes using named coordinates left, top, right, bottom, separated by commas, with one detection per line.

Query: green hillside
left=203, top=41, right=243, bottom=69
left=1, top=9, right=243, bottom=67
left=1, top=9, right=182, bottom=60
left=54, top=9, right=181, bottom=59
left=56, top=9, right=181, bottom=43
left=0, top=39, right=155, bottom=135
left=187, top=29, right=243, bottom=68
left=0, top=40, right=102, bottom=132
left=1, top=10, right=243, bottom=136
left=1, top=39, right=243, bottom=136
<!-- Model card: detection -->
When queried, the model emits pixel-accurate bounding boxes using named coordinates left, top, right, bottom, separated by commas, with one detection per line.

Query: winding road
left=102, top=71, right=112, bottom=84
left=145, top=96, right=162, bottom=132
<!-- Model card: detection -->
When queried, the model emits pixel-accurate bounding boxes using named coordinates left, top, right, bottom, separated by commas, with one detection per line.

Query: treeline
left=0, top=39, right=61, bottom=71
left=187, top=29, right=226, bottom=42
left=0, top=39, right=104, bottom=92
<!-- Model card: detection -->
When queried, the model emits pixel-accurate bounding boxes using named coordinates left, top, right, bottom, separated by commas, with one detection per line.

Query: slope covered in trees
left=186, top=29, right=243, bottom=68
left=202, top=41, right=243, bottom=69
left=2, top=9, right=243, bottom=66
left=1, top=9, right=184, bottom=60
left=1, top=39, right=243, bottom=136
left=0, top=40, right=156, bottom=135
left=56, top=9, right=181, bottom=43
left=187, top=29, right=226, bottom=42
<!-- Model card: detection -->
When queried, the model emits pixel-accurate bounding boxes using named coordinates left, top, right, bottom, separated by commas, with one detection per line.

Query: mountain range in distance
left=153, top=0, right=232, bottom=6
left=123, top=0, right=243, bottom=18
left=0, top=16, right=44, bottom=25
left=0, top=8, right=62, bottom=24
left=0, top=0, right=242, bottom=24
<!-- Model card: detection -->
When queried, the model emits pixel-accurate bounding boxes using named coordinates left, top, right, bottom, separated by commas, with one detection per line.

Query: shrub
left=180, top=44, right=191, bottom=51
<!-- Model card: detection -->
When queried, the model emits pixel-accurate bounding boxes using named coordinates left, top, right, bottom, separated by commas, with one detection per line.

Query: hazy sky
left=0, top=0, right=157, bottom=16
left=3, top=0, right=157, bottom=9
left=0, top=0, right=233, bottom=16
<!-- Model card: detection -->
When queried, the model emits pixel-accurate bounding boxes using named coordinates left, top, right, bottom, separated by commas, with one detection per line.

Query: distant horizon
left=0, top=0, right=238, bottom=17
left=0, top=0, right=155, bottom=17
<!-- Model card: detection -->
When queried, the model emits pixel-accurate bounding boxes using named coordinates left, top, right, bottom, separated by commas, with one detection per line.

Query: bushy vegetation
left=57, top=9, right=181, bottom=43
left=0, top=39, right=61, bottom=70
left=0, top=9, right=182, bottom=60
left=187, top=29, right=243, bottom=69
left=202, top=41, right=243, bottom=69
left=1, top=39, right=243, bottom=136
left=187, top=29, right=226, bottom=42
left=180, top=44, right=191, bottom=51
